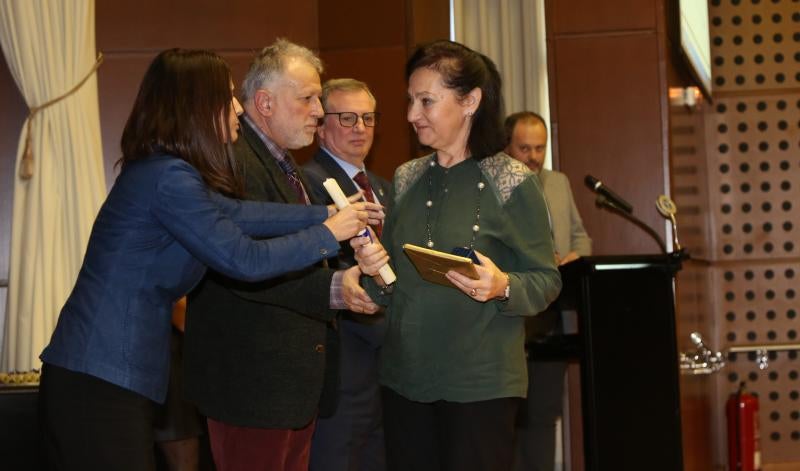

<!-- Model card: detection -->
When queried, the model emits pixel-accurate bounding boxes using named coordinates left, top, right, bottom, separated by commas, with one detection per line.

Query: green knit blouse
left=367, top=152, right=562, bottom=403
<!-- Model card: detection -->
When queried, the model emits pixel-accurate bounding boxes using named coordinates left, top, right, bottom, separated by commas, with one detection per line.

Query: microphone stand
left=595, top=195, right=668, bottom=254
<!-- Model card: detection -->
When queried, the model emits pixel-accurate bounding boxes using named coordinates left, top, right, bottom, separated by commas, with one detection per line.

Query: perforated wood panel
left=670, top=102, right=719, bottom=469
left=710, top=0, right=800, bottom=93
left=716, top=264, right=800, bottom=462
left=708, top=0, right=800, bottom=463
left=709, top=95, right=800, bottom=260
left=671, top=108, right=713, bottom=260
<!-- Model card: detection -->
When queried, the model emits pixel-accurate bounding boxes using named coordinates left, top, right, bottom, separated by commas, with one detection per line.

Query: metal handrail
left=727, top=343, right=800, bottom=353
left=726, top=343, right=800, bottom=370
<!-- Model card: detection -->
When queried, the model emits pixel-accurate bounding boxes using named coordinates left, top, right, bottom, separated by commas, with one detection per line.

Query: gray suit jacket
left=539, top=169, right=591, bottom=259
left=527, top=169, right=591, bottom=339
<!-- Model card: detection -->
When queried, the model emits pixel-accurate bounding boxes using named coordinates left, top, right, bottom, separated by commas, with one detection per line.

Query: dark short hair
left=119, top=48, right=242, bottom=196
left=406, top=40, right=505, bottom=160
left=504, top=111, right=547, bottom=145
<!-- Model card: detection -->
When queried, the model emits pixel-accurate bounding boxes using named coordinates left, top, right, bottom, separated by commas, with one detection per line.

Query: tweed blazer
left=184, top=118, right=340, bottom=428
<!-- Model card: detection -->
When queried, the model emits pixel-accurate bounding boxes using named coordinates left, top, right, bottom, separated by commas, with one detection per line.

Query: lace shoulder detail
left=478, top=152, right=534, bottom=204
left=393, top=155, right=432, bottom=202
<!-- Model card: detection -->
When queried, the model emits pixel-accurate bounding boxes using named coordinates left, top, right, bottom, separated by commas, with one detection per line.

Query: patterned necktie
left=276, top=157, right=309, bottom=205
left=353, top=171, right=382, bottom=237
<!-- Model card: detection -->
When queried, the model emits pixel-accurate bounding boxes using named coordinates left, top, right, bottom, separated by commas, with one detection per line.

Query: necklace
left=424, top=155, right=485, bottom=249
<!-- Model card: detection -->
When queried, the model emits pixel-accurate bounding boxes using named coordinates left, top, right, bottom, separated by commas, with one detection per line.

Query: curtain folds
left=0, top=0, right=106, bottom=372
left=452, top=0, right=552, bottom=168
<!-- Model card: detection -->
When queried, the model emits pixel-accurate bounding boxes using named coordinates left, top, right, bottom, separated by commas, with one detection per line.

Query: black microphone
left=584, top=175, right=633, bottom=214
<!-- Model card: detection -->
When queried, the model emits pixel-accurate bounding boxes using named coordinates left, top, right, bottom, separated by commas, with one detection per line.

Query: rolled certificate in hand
left=323, top=178, right=396, bottom=286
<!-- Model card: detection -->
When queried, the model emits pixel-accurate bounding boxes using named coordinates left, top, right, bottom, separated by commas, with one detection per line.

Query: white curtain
left=452, top=0, right=552, bottom=168
left=0, top=0, right=106, bottom=372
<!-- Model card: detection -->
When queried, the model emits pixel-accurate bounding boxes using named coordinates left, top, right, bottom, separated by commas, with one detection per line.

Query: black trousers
left=513, top=360, right=566, bottom=471
left=39, top=363, right=157, bottom=471
left=382, top=386, right=520, bottom=471
left=153, top=330, right=202, bottom=442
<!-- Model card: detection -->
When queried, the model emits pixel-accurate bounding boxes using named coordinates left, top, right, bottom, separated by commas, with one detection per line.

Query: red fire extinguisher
left=726, top=382, right=762, bottom=471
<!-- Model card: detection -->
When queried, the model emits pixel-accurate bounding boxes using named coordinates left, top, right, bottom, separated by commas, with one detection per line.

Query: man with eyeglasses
left=183, top=42, right=382, bottom=471
left=304, top=78, right=391, bottom=471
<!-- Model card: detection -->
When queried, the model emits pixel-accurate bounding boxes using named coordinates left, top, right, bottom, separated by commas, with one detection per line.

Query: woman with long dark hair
left=353, top=40, right=561, bottom=471
left=38, top=48, right=380, bottom=471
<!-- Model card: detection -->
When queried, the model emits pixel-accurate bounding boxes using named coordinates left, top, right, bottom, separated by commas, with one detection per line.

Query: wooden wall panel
left=667, top=55, right=717, bottom=471
left=318, top=47, right=411, bottom=181
left=311, top=0, right=412, bottom=174
left=406, top=0, right=452, bottom=49
left=97, top=52, right=257, bottom=183
left=674, top=262, right=717, bottom=471
left=404, top=0, right=451, bottom=157
left=714, top=263, right=800, bottom=463
left=709, top=0, right=798, bottom=94
left=550, top=0, right=657, bottom=34
left=551, top=33, right=667, bottom=255
left=546, top=2, right=718, bottom=469
left=0, top=0, right=321, bottom=363
left=706, top=0, right=800, bottom=465
left=314, top=0, right=449, bottom=178
left=318, top=0, right=406, bottom=50
left=0, top=59, right=25, bottom=284
left=96, top=0, right=320, bottom=183
left=96, top=54, right=153, bottom=181
left=0, top=58, right=28, bottom=345
left=0, top=0, right=449, bottom=358
left=96, top=0, right=318, bottom=51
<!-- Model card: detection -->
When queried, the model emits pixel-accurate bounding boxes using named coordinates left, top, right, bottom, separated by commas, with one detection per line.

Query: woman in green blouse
left=353, top=40, right=562, bottom=471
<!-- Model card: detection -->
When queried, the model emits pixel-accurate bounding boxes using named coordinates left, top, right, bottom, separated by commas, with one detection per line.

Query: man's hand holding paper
left=351, top=230, right=390, bottom=277
left=342, top=265, right=380, bottom=314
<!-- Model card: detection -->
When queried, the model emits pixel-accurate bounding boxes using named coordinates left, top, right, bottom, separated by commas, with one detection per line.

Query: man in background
left=183, top=40, right=379, bottom=471
left=304, top=78, right=391, bottom=471
left=505, top=111, right=591, bottom=471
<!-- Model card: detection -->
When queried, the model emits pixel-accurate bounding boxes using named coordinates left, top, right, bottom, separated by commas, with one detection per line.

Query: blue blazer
left=40, top=153, right=340, bottom=402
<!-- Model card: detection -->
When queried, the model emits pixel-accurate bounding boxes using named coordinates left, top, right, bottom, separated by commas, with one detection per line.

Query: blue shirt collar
left=320, top=146, right=365, bottom=179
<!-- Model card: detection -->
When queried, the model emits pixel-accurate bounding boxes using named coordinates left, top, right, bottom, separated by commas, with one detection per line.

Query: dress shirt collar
left=242, top=113, right=289, bottom=162
left=320, top=146, right=365, bottom=179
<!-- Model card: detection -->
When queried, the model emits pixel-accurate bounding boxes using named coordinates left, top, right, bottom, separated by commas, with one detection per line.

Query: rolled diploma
left=323, top=178, right=396, bottom=285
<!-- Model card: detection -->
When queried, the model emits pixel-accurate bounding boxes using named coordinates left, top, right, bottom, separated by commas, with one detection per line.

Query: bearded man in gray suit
left=505, top=111, right=591, bottom=471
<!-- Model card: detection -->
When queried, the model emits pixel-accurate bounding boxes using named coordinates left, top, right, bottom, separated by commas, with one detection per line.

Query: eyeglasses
left=324, top=112, right=379, bottom=127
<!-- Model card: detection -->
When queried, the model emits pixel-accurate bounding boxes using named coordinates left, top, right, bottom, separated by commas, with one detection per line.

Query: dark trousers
left=513, top=360, right=566, bottom=471
left=382, top=386, right=520, bottom=471
left=310, top=318, right=386, bottom=471
left=153, top=330, right=202, bottom=442
left=39, top=363, right=157, bottom=471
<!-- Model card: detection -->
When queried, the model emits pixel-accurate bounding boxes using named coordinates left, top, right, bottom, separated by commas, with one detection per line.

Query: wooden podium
left=530, top=254, right=685, bottom=471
